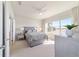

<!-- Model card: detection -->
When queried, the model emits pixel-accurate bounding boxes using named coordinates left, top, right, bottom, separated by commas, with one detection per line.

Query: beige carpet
left=10, top=40, right=29, bottom=54
left=10, top=40, right=55, bottom=57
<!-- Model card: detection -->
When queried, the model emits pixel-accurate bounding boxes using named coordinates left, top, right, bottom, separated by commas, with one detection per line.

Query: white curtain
left=72, top=6, right=79, bottom=25
left=72, top=6, right=79, bottom=38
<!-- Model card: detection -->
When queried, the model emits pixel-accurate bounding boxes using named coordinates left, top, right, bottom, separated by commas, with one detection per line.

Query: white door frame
left=4, top=1, right=10, bottom=57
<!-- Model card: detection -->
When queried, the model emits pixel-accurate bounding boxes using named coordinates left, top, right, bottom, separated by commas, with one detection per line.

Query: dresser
left=55, top=35, right=79, bottom=57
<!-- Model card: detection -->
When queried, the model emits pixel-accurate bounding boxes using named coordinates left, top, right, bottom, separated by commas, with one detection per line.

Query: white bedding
left=25, top=32, right=48, bottom=47
left=26, top=32, right=48, bottom=40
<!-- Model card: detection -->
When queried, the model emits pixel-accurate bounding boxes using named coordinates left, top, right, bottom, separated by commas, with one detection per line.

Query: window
left=47, top=17, right=73, bottom=36
left=61, top=18, right=73, bottom=28
left=60, top=18, right=73, bottom=36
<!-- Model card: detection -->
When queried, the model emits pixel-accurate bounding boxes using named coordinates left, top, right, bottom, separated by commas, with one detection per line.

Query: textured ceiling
left=11, top=1, right=79, bottom=20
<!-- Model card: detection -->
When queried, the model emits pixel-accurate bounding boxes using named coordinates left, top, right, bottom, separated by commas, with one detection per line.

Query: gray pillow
left=32, top=29, right=37, bottom=32
left=27, top=30, right=32, bottom=33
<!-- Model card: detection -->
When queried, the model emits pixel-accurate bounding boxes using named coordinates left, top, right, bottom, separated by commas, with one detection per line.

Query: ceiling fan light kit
left=39, top=13, right=42, bottom=15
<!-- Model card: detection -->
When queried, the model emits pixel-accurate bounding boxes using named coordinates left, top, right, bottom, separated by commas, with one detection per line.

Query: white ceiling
left=11, top=1, right=79, bottom=20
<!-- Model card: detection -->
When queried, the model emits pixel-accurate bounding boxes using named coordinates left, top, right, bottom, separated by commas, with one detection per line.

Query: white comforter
left=25, top=32, right=48, bottom=41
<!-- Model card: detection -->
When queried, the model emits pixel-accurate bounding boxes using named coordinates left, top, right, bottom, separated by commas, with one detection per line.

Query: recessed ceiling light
left=39, top=13, right=42, bottom=15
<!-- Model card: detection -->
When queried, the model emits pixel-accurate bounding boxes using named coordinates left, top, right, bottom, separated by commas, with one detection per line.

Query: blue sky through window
left=49, top=17, right=73, bottom=28
left=61, top=18, right=73, bottom=28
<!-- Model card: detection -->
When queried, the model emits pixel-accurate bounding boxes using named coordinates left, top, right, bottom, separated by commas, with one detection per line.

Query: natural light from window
left=46, top=17, right=73, bottom=37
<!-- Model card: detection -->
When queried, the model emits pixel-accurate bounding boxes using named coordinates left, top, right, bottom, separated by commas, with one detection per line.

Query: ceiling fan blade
left=32, top=6, right=47, bottom=12
left=18, top=1, right=22, bottom=5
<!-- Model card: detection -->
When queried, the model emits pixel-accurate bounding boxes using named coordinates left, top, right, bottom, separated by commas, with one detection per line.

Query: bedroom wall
left=4, top=1, right=16, bottom=56
left=15, top=15, right=42, bottom=32
left=9, top=2, right=16, bottom=43
left=5, top=2, right=13, bottom=57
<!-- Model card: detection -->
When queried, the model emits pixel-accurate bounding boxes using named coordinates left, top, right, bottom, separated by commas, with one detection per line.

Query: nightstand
left=16, top=33, right=24, bottom=40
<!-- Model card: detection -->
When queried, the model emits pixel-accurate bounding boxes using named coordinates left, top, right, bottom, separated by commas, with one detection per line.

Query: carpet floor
left=10, top=40, right=55, bottom=57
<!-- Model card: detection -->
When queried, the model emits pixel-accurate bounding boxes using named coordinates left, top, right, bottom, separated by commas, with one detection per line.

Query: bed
left=24, top=27, right=48, bottom=47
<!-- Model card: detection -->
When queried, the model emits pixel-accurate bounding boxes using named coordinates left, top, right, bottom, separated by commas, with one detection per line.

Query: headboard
left=24, top=27, right=36, bottom=33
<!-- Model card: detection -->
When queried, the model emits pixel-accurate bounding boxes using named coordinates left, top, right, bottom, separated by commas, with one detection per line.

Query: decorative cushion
left=24, top=27, right=36, bottom=33
left=27, top=30, right=32, bottom=33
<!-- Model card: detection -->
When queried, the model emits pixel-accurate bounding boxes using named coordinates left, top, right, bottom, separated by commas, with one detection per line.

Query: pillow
left=32, top=29, right=37, bottom=32
left=27, top=30, right=32, bottom=33
left=25, top=31, right=28, bottom=33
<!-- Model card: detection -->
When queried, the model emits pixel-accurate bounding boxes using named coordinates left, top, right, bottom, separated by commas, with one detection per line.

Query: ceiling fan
left=32, top=4, right=47, bottom=15
left=17, top=1, right=47, bottom=15
left=18, top=1, right=22, bottom=5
